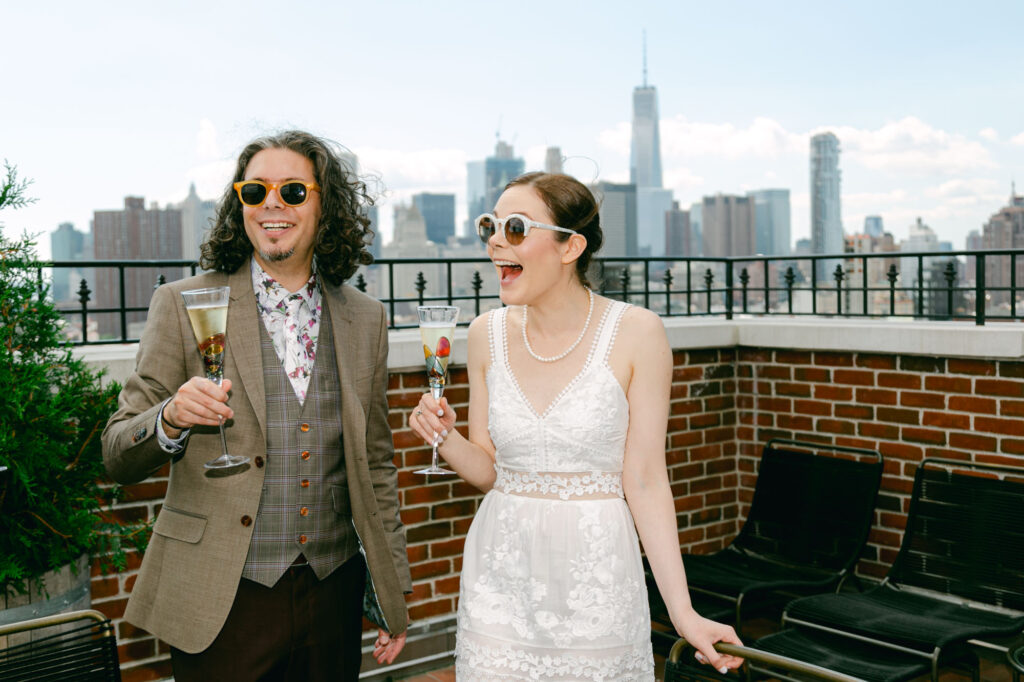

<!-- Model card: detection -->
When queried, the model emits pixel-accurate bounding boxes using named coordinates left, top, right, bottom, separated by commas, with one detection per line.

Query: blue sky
left=2, top=0, right=1022, bottom=258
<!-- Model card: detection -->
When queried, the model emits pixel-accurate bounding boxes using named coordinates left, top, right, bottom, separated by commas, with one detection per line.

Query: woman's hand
left=408, top=393, right=456, bottom=448
left=676, top=608, right=744, bottom=674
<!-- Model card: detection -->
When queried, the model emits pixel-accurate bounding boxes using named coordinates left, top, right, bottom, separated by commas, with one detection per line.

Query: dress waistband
left=492, top=466, right=624, bottom=500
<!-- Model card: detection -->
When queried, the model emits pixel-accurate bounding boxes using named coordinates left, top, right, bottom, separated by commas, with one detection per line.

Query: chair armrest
left=1007, top=642, right=1024, bottom=675
left=669, top=636, right=867, bottom=682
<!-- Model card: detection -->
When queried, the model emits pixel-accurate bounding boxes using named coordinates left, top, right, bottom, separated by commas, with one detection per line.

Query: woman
left=408, top=172, right=742, bottom=680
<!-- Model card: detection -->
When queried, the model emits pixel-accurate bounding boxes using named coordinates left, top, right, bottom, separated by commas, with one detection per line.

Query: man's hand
left=372, top=627, right=407, bottom=665
left=163, top=377, right=233, bottom=435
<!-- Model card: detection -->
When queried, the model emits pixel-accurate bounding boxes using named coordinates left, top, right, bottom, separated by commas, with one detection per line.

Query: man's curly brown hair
left=200, top=130, right=375, bottom=286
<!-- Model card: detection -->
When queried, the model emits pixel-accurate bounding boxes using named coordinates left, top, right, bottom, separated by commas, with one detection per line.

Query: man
left=103, top=130, right=410, bottom=680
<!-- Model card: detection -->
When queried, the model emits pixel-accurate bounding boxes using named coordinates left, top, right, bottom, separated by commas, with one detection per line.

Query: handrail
left=21, top=248, right=1024, bottom=344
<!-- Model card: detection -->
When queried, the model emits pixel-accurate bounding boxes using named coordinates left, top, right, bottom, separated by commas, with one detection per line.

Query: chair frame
left=0, top=608, right=120, bottom=681
left=781, top=457, right=1024, bottom=682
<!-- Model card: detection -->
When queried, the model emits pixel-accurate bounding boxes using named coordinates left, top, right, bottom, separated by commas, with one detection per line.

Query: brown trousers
left=170, top=554, right=366, bottom=681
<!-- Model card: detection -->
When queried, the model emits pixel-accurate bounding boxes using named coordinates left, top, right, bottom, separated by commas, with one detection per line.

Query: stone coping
left=74, top=317, right=1024, bottom=385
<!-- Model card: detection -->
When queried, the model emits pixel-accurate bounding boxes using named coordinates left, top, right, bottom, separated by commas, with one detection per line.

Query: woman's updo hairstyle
left=505, top=172, right=603, bottom=288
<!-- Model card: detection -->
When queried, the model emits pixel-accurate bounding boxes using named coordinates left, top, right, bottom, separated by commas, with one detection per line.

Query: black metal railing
left=29, top=249, right=1024, bottom=344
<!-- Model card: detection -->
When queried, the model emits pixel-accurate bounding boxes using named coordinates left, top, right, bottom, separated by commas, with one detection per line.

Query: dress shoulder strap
left=487, top=306, right=508, bottom=369
left=593, top=299, right=630, bottom=365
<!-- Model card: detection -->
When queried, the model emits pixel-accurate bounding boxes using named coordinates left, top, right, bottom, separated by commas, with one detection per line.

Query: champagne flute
left=180, top=286, right=249, bottom=470
left=415, top=305, right=459, bottom=475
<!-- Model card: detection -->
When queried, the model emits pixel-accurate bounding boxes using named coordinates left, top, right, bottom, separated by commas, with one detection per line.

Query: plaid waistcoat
left=241, top=300, right=359, bottom=587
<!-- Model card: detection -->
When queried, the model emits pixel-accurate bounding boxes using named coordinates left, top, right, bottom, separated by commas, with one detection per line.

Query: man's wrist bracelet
left=161, top=412, right=182, bottom=431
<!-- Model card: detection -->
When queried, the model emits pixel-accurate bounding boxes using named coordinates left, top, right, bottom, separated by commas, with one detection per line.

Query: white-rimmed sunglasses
left=475, top=213, right=576, bottom=246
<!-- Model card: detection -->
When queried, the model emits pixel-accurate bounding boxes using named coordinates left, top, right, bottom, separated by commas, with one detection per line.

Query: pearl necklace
left=522, top=288, right=594, bottom=363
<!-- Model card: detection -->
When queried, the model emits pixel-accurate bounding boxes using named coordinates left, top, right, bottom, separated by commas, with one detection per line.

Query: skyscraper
left=465, top=140, right=524, bottom=241
left=664, top=201, right=693, bottom=256
left=629, top=47, right=672, bottom=257
left=177, top=183, right=216, bottom=263
left=630, top=68, right=662, bottom=189
left=544, top=147, right=563, bottom=175
left=810, top=132, right=844, bottom=278
left=747, top=189, right=791, bottom=255
left=863, top=215, right=884, bottom=238
left=689, top=202, right=703, bottom=256
left=365, top=204, right=381, bottom=259
left=465, top=160, right=485, bottom=237
left=412, top=192, right=456, bottom=246
left=592, top=182, right=637, bottom=257
left=484, top=140, right=525, bottom=219
left=50, top=222, right=90, bottom=303
left=701, top=194, right=755, bottom=258
left=93, top=197, right=183, bottom=338
left=982, top=190, right=1024, bottom=304
left=900, top=217, right=941, bottom=287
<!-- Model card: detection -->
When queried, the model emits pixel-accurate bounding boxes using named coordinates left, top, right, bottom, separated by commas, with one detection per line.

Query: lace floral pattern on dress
left=493, top=466, right=624, bottom=500
left=456, top=634, right=654, bottom=682
left=459, top=495, right=652, bottom=678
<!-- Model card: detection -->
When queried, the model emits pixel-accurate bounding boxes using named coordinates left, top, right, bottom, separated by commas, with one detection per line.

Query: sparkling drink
left=420, top=322, right=454, bottom=399
left=186, top=305, right=228, bottom=384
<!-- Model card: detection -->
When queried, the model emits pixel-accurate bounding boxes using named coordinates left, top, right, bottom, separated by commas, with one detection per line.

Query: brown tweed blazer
left=102, top=264, right=411, bottom=653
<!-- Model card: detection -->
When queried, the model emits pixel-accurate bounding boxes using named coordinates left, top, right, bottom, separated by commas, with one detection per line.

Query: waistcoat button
left=298, top=534, right=307, bottom=544
left=300, top=507, right=309, bottom=516
left=300, top=479, right=310, bottom=488
left=300, top=450, right=310, bottom=460
left=300, top=423, right=310, bottom=432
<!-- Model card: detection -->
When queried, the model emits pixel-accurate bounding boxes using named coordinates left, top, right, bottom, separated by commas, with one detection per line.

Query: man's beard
left=261, top=247, right=295, bottom=262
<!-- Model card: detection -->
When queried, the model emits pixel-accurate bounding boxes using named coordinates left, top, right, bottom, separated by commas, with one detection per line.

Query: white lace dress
left=455, top=301, right=654, bottom=681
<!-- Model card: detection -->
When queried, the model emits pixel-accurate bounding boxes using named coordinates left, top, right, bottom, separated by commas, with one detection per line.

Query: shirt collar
left=250, top=258, right=319, bottom=313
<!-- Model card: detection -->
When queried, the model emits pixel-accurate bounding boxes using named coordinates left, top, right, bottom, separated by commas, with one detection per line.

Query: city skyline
left=2, top=1, right=1022, bottom=259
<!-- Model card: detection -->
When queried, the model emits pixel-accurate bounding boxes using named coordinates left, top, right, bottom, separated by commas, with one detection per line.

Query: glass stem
left=431, top=379, right=444, bottom=469
left=217, top=417, right=229, bottom=456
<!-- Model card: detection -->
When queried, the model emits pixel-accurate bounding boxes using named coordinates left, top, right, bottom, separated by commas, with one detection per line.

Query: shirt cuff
left=156, top=399, right=190, bottom=453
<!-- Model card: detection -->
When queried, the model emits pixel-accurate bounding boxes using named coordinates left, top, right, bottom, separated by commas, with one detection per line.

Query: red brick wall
left=92, top=347, right=1024, bottom=680
left=734, top=349, right=1024, bottom=578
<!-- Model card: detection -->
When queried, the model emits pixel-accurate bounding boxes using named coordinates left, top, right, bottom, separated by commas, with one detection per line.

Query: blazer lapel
left=323, top=284, right=365, bottom=434
left=227, top=265, right=266, bottom=441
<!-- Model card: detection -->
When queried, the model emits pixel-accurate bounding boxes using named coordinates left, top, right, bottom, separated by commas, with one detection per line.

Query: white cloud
left=184, top=159, right=235, bottom=201
left=923, top=178, right=1000, bottom=199
left=824, top=117, right=994, bottom=175
left=1011, top=131, right=1024, bottom=146
left=597, top=122, right=631, bottom=156
left=842, top=189, right=910, bottom=210
left=979, top=127, right=998, bottom=142
left=660, top=116, right=804, bottom=159
left=663, top=167, right=704, bottom=196
left=354, top=147, right=466, bottom=192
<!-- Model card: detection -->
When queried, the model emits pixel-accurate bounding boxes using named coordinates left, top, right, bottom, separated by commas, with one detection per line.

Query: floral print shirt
left=251, top=258, right=322, bottom=404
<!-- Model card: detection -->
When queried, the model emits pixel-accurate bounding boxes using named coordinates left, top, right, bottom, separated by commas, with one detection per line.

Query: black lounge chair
left=0, top=609, right=120, bottom=681
left=764, top=457, right=1024, bottom=682
left=648, top=438, right=883, bottom=649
